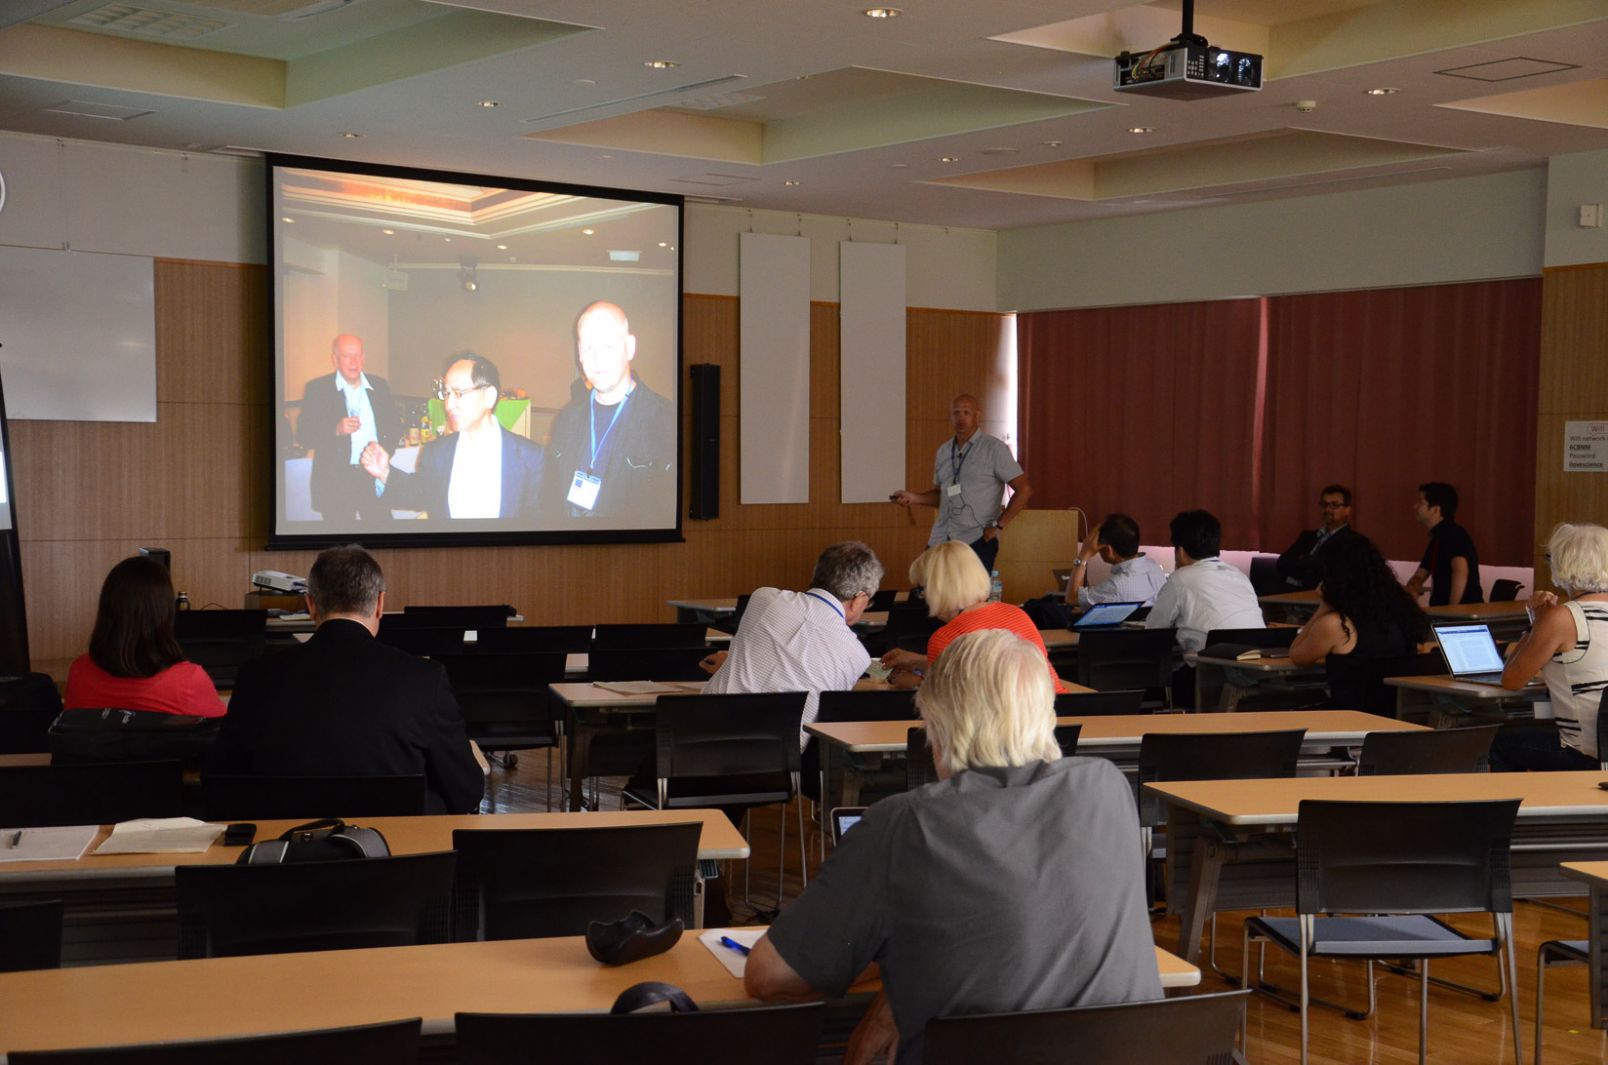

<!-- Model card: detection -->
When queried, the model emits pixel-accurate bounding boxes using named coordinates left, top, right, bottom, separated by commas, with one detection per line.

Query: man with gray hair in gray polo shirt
left=745, top=628, right=1161, bottom=1065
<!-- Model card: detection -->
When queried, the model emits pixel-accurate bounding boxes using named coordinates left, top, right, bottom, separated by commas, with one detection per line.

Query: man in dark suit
left=360, top=353, right=544, bottom=521
left=206, top=545, right=484, bottom=814
left=1275, top=483, right=1357, bottom=590
left=299, top=334, right=402, bottom=523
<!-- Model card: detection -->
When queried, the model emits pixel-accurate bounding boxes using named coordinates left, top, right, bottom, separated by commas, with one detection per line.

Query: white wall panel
left=739, top=232, right=811, bottom=504
left=839, top=241, right=905, bottom=504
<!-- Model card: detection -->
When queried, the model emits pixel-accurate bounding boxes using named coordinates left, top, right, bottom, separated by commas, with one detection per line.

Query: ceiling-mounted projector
left=1113, top=0, right=1262, bottom=100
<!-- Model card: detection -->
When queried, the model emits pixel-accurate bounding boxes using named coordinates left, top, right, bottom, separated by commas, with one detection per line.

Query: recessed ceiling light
left=864, top=6, right=902, bottom=17
left=783, top=180, right=800, bottom=186
left=280, top=216, right=293, bottom=223
left=889, top=163, right=909, bottom=169
left=1128, top=126, right=1153, bottom=134
left=658, top=241, right=668, bottom=247
left=338, top=131, right=361, bottom=139
left=601, top=154, right=614, bottom=160
left=443, top=237, right=452, bottom=242
left=477, top=99, right=501, bottom=108
left=1366, top=87, right=1399, bottom=96
left=644, top=59, right=679, bottom=70
left=1042, top=140, right=1063, bottom=148
left=939, top=156, right=960, bottom=163
left=573, top=78, right=596, bottom=86
left=381, top=228, right=395, bottom=235
left=582, top=228, right=595, bottom=235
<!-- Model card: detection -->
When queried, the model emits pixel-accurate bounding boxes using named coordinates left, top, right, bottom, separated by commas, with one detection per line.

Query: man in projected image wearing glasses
left=359, top=353, right=544, bottom=520
left=301, top=333, right=402, bottom=523
left=542, top=300, right=676, bottom=524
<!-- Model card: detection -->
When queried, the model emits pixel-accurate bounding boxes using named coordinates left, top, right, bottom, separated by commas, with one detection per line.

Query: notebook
left=1073, top=602, right=1144, bottom=630
left=1432, top=623, right=1508, bottom=686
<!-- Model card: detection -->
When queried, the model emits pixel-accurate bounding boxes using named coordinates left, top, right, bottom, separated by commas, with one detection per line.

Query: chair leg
left=1240, top=920, right=1253, bottom=1051
left=544, top=748, right=553, bottom=812
left=1299, top=916, right=1312, bottom=1065
left=774, top=801, right=786, bottom=913
left=1419, top=959, right=1430, bottom=1065
left=1535, top=946, right=1547, bottom=1065
left=1503, top=915, right=1523, bottom=1065
left=742, top=810, right=752, bottom=908
left=796, top=794, right=808, bottom=891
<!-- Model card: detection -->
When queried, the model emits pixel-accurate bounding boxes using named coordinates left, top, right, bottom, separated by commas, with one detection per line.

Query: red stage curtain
left=1019, top=298, right=1266, bottom=550
left=1258, top=278, right=1541, bottom=565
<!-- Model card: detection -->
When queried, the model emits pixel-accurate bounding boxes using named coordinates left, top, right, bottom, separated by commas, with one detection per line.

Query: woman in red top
left=881, top=541, right=1068, bottom=692
left=63, top=556, right=224, bottom=717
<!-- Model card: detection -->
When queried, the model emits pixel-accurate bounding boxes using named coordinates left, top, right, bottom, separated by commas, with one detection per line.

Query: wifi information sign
left=1564, top=421, right=1608, bottom=473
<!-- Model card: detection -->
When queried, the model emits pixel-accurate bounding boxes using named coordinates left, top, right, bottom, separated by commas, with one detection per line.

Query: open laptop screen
left=1073, top=602, right=1143, bottom=629
left=1433, top=624, right=1505, bottom=676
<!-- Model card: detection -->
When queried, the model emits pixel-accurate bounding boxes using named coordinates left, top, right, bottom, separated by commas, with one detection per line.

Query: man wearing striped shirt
left=702, top=542, right=882, bottom=747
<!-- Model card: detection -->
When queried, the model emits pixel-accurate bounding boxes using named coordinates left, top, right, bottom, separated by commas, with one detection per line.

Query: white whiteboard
left=839, top=241, right=906, bottom=503
left=739, top=232, right=811, bottom=504
left=0, top=245, right=156, bottom=422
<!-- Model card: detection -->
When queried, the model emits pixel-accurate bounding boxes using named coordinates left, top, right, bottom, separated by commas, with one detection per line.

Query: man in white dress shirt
left=702, top=541, right=882, bottom=747
left=1145, top=509, right=1264, bottom=653
left=1068, top=513, right=1168, bottom=608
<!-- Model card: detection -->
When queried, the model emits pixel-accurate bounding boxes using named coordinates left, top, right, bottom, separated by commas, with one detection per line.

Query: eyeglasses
left=1320, top=501, right=1349, bottom=509
left=436, top=382, right=492, bottom=402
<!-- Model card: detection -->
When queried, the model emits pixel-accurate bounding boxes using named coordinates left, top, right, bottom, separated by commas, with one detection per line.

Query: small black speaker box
left=689, top=364, right=720, bottom=520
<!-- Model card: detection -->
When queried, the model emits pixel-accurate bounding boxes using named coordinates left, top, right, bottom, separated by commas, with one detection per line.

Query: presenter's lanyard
left=589, top=390, right=630, bottom=472
left=951, top=438, right=970, bottom=484
left=805, top=591, right=845, bottom=619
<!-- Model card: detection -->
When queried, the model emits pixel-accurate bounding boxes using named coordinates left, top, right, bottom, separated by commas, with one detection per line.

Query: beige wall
left=1543, top=149, right=1608, bottom=269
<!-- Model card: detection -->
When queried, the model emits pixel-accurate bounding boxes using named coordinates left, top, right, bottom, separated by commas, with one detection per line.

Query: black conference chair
left=455, top=1003, right=825, bottom=1065
left=376, top=619, right=466, bottom=657
left=0, top=705, right=58, bottom=754
left=452, top=822, right=701, bottom=940
left=869, top=589, right=899, bottom=611
left=0, top=900, right=63, bottom=972
left=906, top=726, right=939, bottom=791
left=201, top=774, right=426, bottom=821
left=1053, top=689, right=1147, bottom=716
left=588, top=647, right=709, bottom=682
left=1202, top=627, right=1299, bottom=652
left=0, top=760, right=183, bottom=827
left=802, top=689, right=919, bottom=808
left=1052, top=722, right=1083, bottom=757
left=175, top=851, right=457, bottom=959
left=1355, top=724, right=1498, bottom=776
left=925, top=989, right=1250, bottom=1065
left=1489, top=579, right=1524, bottom=602
left=472, top=625, right=591, bottom=654
left=173, top=609, right=267, bottom=688
left=621, top=692, right=807, bottom=910
left=591, top=623, right=710, bottom=650
left=1249, top=555, right=1287, bottom=595
left=874, top=603, right=942, bottom=658
left=8, top=1019, right=423, bottom=1065
left=438, top=652, right=566, bottom=790
left=1242, top=799, right=1522, bottom=1065
left=1075, top=629, right=1177, bottom=707
left=404, top=604, right=513, bottom=629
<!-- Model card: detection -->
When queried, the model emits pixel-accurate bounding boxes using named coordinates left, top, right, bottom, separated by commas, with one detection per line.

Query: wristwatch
left=1071, top=558, right=1086, bottom=568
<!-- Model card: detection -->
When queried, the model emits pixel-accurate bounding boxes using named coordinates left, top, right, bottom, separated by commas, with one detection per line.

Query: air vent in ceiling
left=523, top=75, right=748, bottom=125
left=668, top=174, right=760, bottom=187
left=179, top=0, right=354, bottom=18
left=42, top=99, right=154, bottom=121
left=1435, top=57, right=1578, bottom=82
left=70, top=3, right=229, bottom=39
left=675, top=91, right=764, bottom=111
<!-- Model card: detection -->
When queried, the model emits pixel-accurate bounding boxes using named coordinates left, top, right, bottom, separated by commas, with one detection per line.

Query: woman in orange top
left=881, top=540, right=1068, bottom=691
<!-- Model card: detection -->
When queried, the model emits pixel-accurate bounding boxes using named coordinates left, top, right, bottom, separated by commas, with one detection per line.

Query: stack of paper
left=93, top=818, right=226, bottom=855
left=0, top=825, right=99, bottom=863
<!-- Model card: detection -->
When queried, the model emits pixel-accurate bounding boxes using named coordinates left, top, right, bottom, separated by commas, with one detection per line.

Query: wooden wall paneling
left=154, top=261, right=268, bottom=407
left=1533, top=264, right=1608, bottom=591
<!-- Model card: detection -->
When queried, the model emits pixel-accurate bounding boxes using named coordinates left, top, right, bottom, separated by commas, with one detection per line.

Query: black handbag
left=237, top=818, right=391, bottom=864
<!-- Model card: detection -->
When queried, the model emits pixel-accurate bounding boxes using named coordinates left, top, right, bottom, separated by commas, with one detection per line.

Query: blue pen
left=718, top=935, right=751, bottom=957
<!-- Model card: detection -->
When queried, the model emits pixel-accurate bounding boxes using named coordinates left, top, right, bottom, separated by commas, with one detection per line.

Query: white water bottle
left=989, top=570, right=1003, bottom=603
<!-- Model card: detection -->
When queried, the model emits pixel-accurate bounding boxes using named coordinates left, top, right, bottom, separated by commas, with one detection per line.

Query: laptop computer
left=1432, top=623, right=1508, bottom=685
left=831, top=807, right=867, bottom=844
left=1072, top=601, right=1144, bottom=630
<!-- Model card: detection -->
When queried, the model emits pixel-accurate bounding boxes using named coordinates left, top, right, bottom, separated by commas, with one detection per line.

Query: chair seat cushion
left=1248, top=914, right=1497, bottom=957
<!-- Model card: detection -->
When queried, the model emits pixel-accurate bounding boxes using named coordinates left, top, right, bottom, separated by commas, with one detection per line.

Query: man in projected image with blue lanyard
left=891, top=393, right=1033, bottom=574
left=543, top=301, right=675, bottom=523
left=359, top=353, right=544, bottom=520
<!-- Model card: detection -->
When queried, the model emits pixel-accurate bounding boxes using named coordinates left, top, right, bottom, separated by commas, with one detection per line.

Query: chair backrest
left=0, top=760, right=184, bottom=827
left=1074, top=629, right=1177, bottom=693
left=437, top=652, right=567, bottom=742
left=1356, top=725, right=1499, bottom=776
left=588, top=647, right=710, bottom=682
left=455, top=1003, right=824, bottom=1065
left=1489, top=579, right=1524, bottom=602
left=1053, top=690, right=1147, bottom=716
left=1136, top=729, right=1306, bottom=826
left=451, top=823, right=700, bottom=940
left=591, top=624, right=709, bottom=650
left=173, top=609, right=268, bottom=685
left=175, top=851, right=457, bottom=959
left=906, top=726, right=939, bottom=790
left=376, top=621, right=466, bottom=658
left=815, top=689, right=918, bottom=723
left=924, top=989, right=1249, bottom=1065
left=1053, top=723, right=1082, bottom=757
left=653, top=693, right=806, bottom=786
left=1202, top=627, right=1298, bottom=651
left=869, top=589, right=899, bottom=611
left=882, top=603, right=942, bottom=647
left=7, top=1019, right=422, bottom=1064
left=1295, top=799, right=1520, bottom=915
left=0, top=705, right=58, bottom=754
left=472, top=626, right=591, bottom=654
left=0, top=900, right=63, bottom=972
left=1249, top=556, right=1286, bottom=595
left=404, top=604, right=513, bottom=629
left=202, top=774, right=426, bottom=820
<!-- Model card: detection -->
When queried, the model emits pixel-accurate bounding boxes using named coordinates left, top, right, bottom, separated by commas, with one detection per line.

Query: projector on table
left=252, top=570, right=307, bottom=594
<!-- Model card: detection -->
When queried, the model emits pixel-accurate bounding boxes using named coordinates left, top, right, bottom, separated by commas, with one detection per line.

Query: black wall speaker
left=689, top=363, right=720, bottom=520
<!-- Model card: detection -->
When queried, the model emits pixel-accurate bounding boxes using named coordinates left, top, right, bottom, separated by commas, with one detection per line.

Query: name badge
left=568, top=470, right=603, bottom=511
left=946, top=483, right=963, bottom=497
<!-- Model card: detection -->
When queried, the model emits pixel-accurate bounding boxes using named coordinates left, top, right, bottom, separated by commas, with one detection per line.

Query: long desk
left=1385, top=673, right=1549, bottom=724
left=1559, top=861, right=1608, bottom=1029
left=0, top=811, right=748, bottom=964
left=0, top=933, right=1197, bottom=1056
left=1185, top=652, right=1326, bottom=711
left=1146, top=772, right=1608, bottom=964
left=1425, top=600, right=1532, bottom=641
left=1258, top=589, right=1321, bottom=622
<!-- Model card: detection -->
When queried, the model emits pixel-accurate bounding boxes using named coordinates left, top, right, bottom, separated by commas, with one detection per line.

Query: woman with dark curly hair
left=1288, top=533, right=1429, bottom=709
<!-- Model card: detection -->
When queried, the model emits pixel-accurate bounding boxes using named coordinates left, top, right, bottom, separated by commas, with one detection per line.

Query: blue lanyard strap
left=951, top=438, right=970, bottom=483
left=589, top=390, right=630, bottom=470
left=804, top=590, right=845, bottom=619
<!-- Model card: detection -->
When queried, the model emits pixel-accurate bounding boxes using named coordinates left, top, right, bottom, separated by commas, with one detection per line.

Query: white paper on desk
left=94, top=817, right=226, bottom=854
left=594, top=680, right=696, bottom=695
left=0, top=825, right=99, bottom=863
left=698, top=927, right=765, bottom=978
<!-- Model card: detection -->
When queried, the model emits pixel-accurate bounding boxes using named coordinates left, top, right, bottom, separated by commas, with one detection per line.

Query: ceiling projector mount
left=1114, top=0, right=1263, bottom=100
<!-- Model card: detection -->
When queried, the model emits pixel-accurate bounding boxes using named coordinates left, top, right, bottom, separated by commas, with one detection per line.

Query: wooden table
left=1559, top=860, right=1608, bottom=1029
left=0, top=811, right=747, bottom=963
left=0, top=932, right=1197, bottom=1055
left=1185, top=652, right=1326, bottom=710
left=1385, top=673, right=1549, bottom=724
left=1426, top=600, right=1532, bottom=641
left=1145, top=772, right=1608, bottom=964
left=1258, top=589, right=1320, bottom=622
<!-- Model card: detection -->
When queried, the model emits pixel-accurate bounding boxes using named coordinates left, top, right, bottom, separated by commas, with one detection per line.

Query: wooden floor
left=483, top=754, right=1607, bottom=1065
